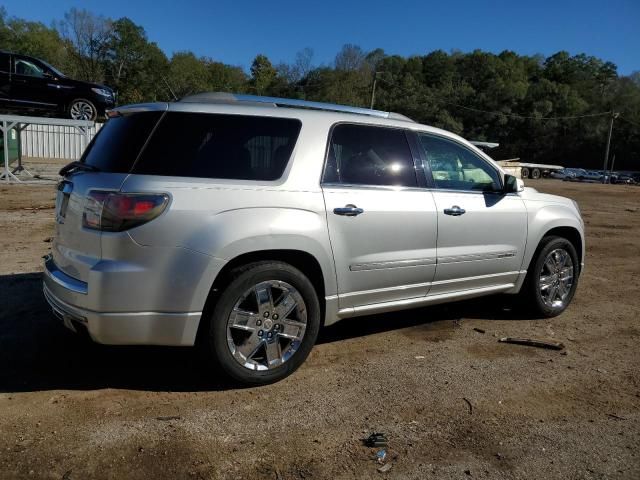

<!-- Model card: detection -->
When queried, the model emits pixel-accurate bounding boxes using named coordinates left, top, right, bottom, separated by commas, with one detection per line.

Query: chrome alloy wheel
left=226, top=280, right=307, bottom=371
left=539, top=248, right=574, bottom=308
left=70, top=101, right=95, bottom=120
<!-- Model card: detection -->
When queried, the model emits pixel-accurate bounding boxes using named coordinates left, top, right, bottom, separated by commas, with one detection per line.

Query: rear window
left=82, top=112, right=162, bottom=173
left=132, top=112, right=302, bottom=181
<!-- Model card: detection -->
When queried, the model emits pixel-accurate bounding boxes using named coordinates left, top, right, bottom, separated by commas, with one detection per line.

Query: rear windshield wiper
left=59, top=161, right=100, bottom=176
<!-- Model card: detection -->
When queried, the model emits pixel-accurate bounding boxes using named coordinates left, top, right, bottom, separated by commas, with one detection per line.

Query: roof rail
left=470, top=141, right=500, bottom=149
left=179, top=92, right=413, bottom=122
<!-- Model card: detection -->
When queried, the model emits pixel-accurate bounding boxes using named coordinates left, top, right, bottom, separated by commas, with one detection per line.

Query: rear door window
left=133, top=112, right=301, bottom=181
left=322, top=124, right=417, bottom=187
left=81, top=112, right=162, bottom=173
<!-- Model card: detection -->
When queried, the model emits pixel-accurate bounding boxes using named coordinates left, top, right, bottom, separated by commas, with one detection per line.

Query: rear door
left=321, top=123, right=438, bottom=310
left=52, top=110, right=164, bottom=281
left=10, top=55, right=60, bottom=110
left=414, top=132, right=527, bottom=295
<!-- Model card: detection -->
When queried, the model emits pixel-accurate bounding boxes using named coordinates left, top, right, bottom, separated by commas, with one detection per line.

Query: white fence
left=20, top=123, right=102, bottom=160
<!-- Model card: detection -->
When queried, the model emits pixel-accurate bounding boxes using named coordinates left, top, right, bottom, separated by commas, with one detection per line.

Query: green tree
left=105, top=18, right=169, bottom=103
left=206, top=60, right=248, bottom=93
left=335, top=44, right=366, bottom=71
left=250, top=54, right=276, bottom=95
left=0, top=8, right=71, bottom=74
left=2, top=7, right=640, bottom=169
left=55, top=8, right=112, bottom=82
left=167, top=52, right=210, bottom=98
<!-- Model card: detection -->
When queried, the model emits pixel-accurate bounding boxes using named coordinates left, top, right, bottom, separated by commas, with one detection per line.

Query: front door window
left=14, top=58, right=46, bottom=78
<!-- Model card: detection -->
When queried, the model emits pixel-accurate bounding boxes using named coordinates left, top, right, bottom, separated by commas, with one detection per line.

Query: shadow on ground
left=0, top=272, right=533, bottom=394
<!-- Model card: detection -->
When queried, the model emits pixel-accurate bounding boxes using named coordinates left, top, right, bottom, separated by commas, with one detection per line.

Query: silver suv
left=44, top=93, right=584, bottom=384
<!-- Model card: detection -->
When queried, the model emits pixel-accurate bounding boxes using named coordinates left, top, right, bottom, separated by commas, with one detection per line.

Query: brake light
left=83, top=191, right=169, bottom=232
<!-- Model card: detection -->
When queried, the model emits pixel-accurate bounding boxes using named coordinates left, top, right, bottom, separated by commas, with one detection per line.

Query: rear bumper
left=43, top=256, right=201, bottom=346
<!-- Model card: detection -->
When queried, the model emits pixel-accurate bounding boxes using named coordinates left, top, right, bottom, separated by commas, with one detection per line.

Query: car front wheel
left=68, top=99, right=97, bottom=121
left=523, top=236, right=580, bottom=317
left=204, top=261, right=321, bottom=385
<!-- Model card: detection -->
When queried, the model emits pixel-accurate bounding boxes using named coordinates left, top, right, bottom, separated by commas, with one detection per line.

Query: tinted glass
left=0, top=53, right=9, bottom=73
left=323, top=124, right=417, bottom=187
left=14, top=58, right=45, bottom=77
left=82, top=112, right=162, bottom=173
left=418, top=134, right=501, bottom=191
left=133, top=113, right=301, bottom=180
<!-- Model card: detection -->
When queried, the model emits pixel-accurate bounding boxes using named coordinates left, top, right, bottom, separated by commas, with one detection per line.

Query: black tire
left=531, top=168, right=541, bottom=179
left=204, top=261, right=321, bottom=385
left=520, top=236, right=580, bottom=317
left=68, top=98, right=97, bottom=121
left=521, top=167, right=530, bottom=179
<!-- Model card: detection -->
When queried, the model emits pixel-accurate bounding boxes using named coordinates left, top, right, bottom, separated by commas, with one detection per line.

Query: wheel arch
left=541, top=226, right=583, bottom=270
left=517, top=202, right=585, bottom=293
left=196, top=249, right=329, bottom=344
left=524, top=223, right=584, bottom=277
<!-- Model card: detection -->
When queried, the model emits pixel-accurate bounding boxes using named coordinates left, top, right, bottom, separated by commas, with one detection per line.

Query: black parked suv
left=0, top=51, right=115, bottom=121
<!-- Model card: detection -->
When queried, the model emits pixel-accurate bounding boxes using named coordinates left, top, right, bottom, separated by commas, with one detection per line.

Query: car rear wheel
left=204, top=261, right=320, bottom=385
left=69, top=99, right=97, bottom=121
left=522, top=236, right=579, bottom=317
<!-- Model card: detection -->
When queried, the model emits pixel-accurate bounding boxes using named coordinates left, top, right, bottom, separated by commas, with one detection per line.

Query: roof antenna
left=162, top=76, right=178, bottom=101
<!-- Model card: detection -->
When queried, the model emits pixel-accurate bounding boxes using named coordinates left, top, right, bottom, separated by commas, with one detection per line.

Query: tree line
left=1, top=7, right=639, bottom=170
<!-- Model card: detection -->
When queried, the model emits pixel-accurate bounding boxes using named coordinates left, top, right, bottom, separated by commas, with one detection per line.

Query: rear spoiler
left=107, top=103, right=169, bottom=118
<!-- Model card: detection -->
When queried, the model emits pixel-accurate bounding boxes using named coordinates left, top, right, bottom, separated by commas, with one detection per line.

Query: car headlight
left=91, top=87, right=112, bottom=98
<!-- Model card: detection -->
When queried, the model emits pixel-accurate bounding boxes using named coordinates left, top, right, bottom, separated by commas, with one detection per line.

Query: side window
left=418, top=134, right=501, bottom=192
left=133, top=113, right=301, bottom=180
left=0, top=53, right=10, bottom=73
left=323, top=124, right=417, bottom=187
left=14, top=58, right=45, bottom=78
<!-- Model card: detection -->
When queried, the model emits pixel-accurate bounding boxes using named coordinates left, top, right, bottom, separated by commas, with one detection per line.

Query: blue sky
left=3, top=0, right=639, bottom=74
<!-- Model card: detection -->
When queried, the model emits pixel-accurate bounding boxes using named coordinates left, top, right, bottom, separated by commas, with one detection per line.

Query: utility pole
left=609, top=154, right=616, bottom=179
left=602, top=112, right=619, bottom=183
left=370, top=71, right=381, bottom=109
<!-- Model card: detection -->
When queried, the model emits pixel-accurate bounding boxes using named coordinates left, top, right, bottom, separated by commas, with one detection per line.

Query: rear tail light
left=83, top=191, right=169, bottom=232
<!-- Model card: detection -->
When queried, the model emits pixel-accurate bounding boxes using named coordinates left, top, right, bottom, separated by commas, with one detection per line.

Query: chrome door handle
left=333, top=204, right=364, bottom=216
left=444, top=205, right=466, bottom=216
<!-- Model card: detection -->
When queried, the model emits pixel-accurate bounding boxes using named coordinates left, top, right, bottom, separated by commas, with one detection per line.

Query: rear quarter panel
left=121, top=176, right=338, bottom=302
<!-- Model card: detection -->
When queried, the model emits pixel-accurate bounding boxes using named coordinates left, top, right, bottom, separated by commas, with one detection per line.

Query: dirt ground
left=0, top=168, right=639, bottom=479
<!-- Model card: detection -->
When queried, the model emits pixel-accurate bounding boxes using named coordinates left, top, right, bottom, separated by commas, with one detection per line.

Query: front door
left=11, top=56, right=61, bottom=112
left=415, top=132, right=527, bottom=295
left=322, top=123, right=438, bottom=310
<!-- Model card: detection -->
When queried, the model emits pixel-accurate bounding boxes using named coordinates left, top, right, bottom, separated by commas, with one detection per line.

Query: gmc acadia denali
left=43, top=93, right=584, bottom=384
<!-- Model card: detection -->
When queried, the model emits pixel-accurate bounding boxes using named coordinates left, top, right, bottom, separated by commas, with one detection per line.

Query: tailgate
left=52, top=172, right=129, bottom=282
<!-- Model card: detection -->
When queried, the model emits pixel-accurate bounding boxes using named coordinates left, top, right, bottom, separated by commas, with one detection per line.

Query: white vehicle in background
left=468, top=142, right=563, bottom=179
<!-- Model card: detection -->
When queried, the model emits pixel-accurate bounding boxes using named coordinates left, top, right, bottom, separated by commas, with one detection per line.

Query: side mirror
left=504, top=174, right=524, bottom=193
left=43, top=71, right=56, bottom=80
